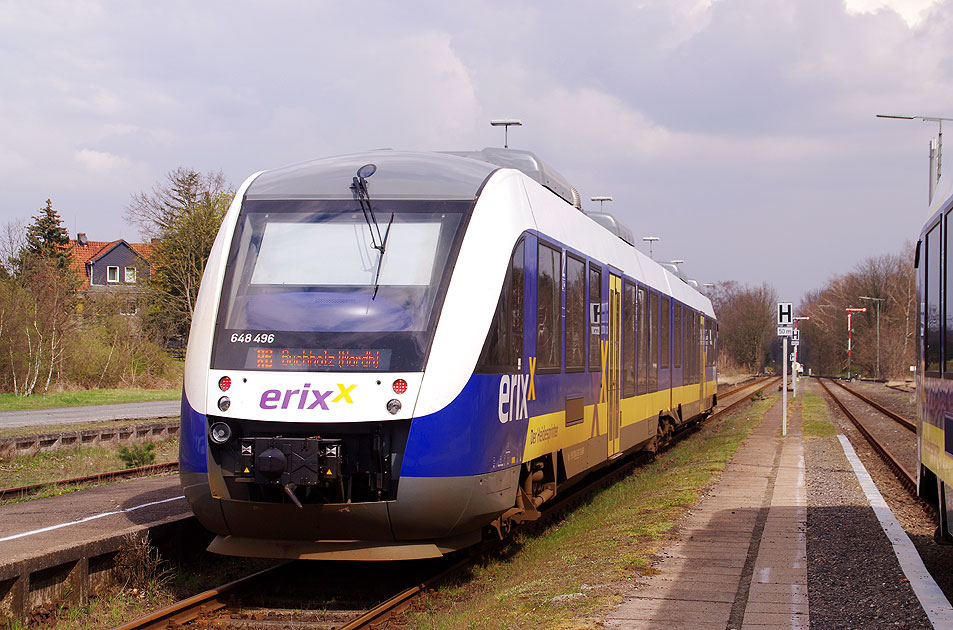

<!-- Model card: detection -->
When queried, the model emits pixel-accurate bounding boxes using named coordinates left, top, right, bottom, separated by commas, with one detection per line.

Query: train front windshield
left=211, top=199, right=469, bottom=372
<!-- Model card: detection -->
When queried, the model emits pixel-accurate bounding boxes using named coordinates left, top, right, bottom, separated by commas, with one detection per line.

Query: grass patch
left=0, top=388, right=178, bottom=412
left=0, top=440, right=178, bottom=494
left=401, top=395, right=779, bottom=629
left=799, top=392, right=836, bottom=437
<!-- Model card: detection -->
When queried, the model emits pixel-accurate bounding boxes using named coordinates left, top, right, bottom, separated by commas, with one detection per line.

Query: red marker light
left=392, top=379, right=408, bottom=394
left=218, top=376, right=231, bottom=392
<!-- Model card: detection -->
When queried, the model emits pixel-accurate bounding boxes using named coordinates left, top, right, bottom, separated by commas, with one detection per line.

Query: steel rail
left=827, top=378, right=915, bottom=432
left=719, top=376, right=768, bottom=401
left=712, top=377, right=779, bottom=419
left=112, top=563, right=288, bottom=630
left=0, top=461, right=179, bottom=501
left=338, top=555, right=474, bottom=630
left=885, top=383, right=916, bottom=393
left=817, top=378, right=916, bottom=494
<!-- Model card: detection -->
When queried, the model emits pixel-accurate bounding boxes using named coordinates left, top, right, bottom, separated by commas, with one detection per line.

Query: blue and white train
left=179, top=148, right=717, bottom=560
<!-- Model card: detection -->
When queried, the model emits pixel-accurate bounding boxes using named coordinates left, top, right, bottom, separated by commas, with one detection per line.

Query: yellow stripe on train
left=521, top=381, right=715, bottom=462
left=922, top=423, right=953, bottom=487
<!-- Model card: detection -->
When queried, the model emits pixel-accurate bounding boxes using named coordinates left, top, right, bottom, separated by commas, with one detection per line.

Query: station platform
left=0, top=475, right=198, bottom=623
left=606, top=387, right=953, bottom=629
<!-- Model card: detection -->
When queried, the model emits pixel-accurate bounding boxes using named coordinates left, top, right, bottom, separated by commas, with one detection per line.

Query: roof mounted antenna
left=490, top=119, right=522, bottom=148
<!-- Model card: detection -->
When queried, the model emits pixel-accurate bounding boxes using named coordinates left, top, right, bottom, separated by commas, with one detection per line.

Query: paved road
left=0, top=400, right=180, bottom=429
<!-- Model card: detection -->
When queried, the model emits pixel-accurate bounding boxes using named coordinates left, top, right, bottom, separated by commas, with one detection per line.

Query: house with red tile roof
left=68, top=233, right=153, bottom=292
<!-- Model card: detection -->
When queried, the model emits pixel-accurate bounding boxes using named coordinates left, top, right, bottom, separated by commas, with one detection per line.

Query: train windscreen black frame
left=211, top=199, right=471, bottom=372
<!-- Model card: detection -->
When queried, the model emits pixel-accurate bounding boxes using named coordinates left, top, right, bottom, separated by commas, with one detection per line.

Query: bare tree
left=0, top=219, right=26, bottom=276
left=710, top=281, right=778, bottom=372
left=126, top=168, right=234, bottom=344
left=797, top=244, right=915, bottom=378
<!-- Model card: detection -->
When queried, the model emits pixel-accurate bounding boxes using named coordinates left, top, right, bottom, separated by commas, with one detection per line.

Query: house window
left=125, top=267, right=137, bottom=283
left=107, top=266, right=119, bottom=283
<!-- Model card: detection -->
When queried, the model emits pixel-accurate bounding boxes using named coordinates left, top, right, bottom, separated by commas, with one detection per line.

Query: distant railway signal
left=845, top=307, right=867, bottom=377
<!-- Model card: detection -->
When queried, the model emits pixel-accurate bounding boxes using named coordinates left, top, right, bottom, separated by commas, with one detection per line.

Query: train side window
left=476, top=239, right=525, bottom=373
left=927, top=222, right=941, bottom=373
left=537, top=242, right=562, bottom=371
left=687, top=311, right=696, bottom=385
left=692, top=313, right=705, bottom=385
left=946, top=212, right=953, bottom=373
left=623, top=281, right=637, bottom=397
left=589, top=265, right=602, bottom=372
left=637, top=286, right=648, bottom=395
left=674, top=303, right=682, bottom=369
left=705, top=318, right=715, bottom=367
left=649, top=291, right=659, bottom=392
left=566, top=255, right=586, bottom=371
left=660, top=297, right=670, bottom=370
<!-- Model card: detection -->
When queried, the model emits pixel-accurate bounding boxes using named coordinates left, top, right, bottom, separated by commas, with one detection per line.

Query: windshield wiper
left=372, top=213, right=395, bottom=299
left=350, top=164, right=391, bottom=300
left=351, top=164, right=384, bottom=251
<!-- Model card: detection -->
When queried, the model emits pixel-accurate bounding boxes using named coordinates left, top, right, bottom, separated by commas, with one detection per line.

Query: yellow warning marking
left=326, top=470, right=333, bottom=476
left=243, top=468, right=250, bottom=473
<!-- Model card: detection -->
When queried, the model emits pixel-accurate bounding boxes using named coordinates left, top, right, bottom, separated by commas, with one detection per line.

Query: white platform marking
left=838, top=434, right=953, bottom=628
left=0, top=495, right=185, bottom=542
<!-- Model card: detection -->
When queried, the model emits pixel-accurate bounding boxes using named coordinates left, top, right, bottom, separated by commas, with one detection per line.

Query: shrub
left=117, top=443, right=156, bottom=468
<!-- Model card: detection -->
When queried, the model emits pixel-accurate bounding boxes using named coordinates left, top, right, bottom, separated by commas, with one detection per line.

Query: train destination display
left=245, top=347, right=392, bottom=371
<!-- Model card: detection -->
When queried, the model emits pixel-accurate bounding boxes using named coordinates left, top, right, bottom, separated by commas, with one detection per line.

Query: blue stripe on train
left=179, top=390, right=208, bottom=474
left=401, top=370, right=600, bottom=477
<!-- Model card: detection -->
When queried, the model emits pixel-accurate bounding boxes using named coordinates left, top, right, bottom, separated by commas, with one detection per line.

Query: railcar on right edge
left=917, top=177, right=953, bottom=540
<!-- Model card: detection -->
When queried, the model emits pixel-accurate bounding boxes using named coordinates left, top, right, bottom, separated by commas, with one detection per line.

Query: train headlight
left=217, top=396, right=231, bottom=412
left=386, top=399, right=402, bottom=415
left=392, top=379, right=407, bottom=394
left=209, top=421, right=232, bottom=444
left=218, top=376, right=231, bottom=391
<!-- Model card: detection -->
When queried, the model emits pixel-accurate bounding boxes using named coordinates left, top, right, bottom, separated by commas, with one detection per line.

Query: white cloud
left=74, top=149, right=130, bottom=174
left=532, top=86, right=844, bottom=165
left=844, top=0, right=940, bottom=26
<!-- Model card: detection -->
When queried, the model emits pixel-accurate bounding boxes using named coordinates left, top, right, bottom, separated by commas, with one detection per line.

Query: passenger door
left=608, top=274, right=622, bottom=456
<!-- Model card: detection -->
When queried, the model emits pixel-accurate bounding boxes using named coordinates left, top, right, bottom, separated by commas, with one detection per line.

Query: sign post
left=792, top=329, right=800, bottom=398
left=778, top=303, right=792, bottom=437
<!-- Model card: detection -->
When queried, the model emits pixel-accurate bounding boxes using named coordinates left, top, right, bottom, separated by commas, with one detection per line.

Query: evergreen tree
left=24, top=199, right=73, bottom=271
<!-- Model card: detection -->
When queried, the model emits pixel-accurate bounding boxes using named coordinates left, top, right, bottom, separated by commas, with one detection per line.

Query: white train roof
left=245, top=150, right=497, bottom=200
left=244, top=148, right=714, bottom=318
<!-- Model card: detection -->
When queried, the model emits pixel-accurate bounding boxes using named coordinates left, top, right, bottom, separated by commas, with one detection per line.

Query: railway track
left=113, top=376, right=777, bottom=630
left=826, top=378, right=915, bottom=432
left=0, top=461, right=179, bottom=501
left=816, top=377, right=917, bottom=494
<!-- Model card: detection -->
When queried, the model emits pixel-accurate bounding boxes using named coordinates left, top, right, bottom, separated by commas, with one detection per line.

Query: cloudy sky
left=1, top=0, right=948, bottom=302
